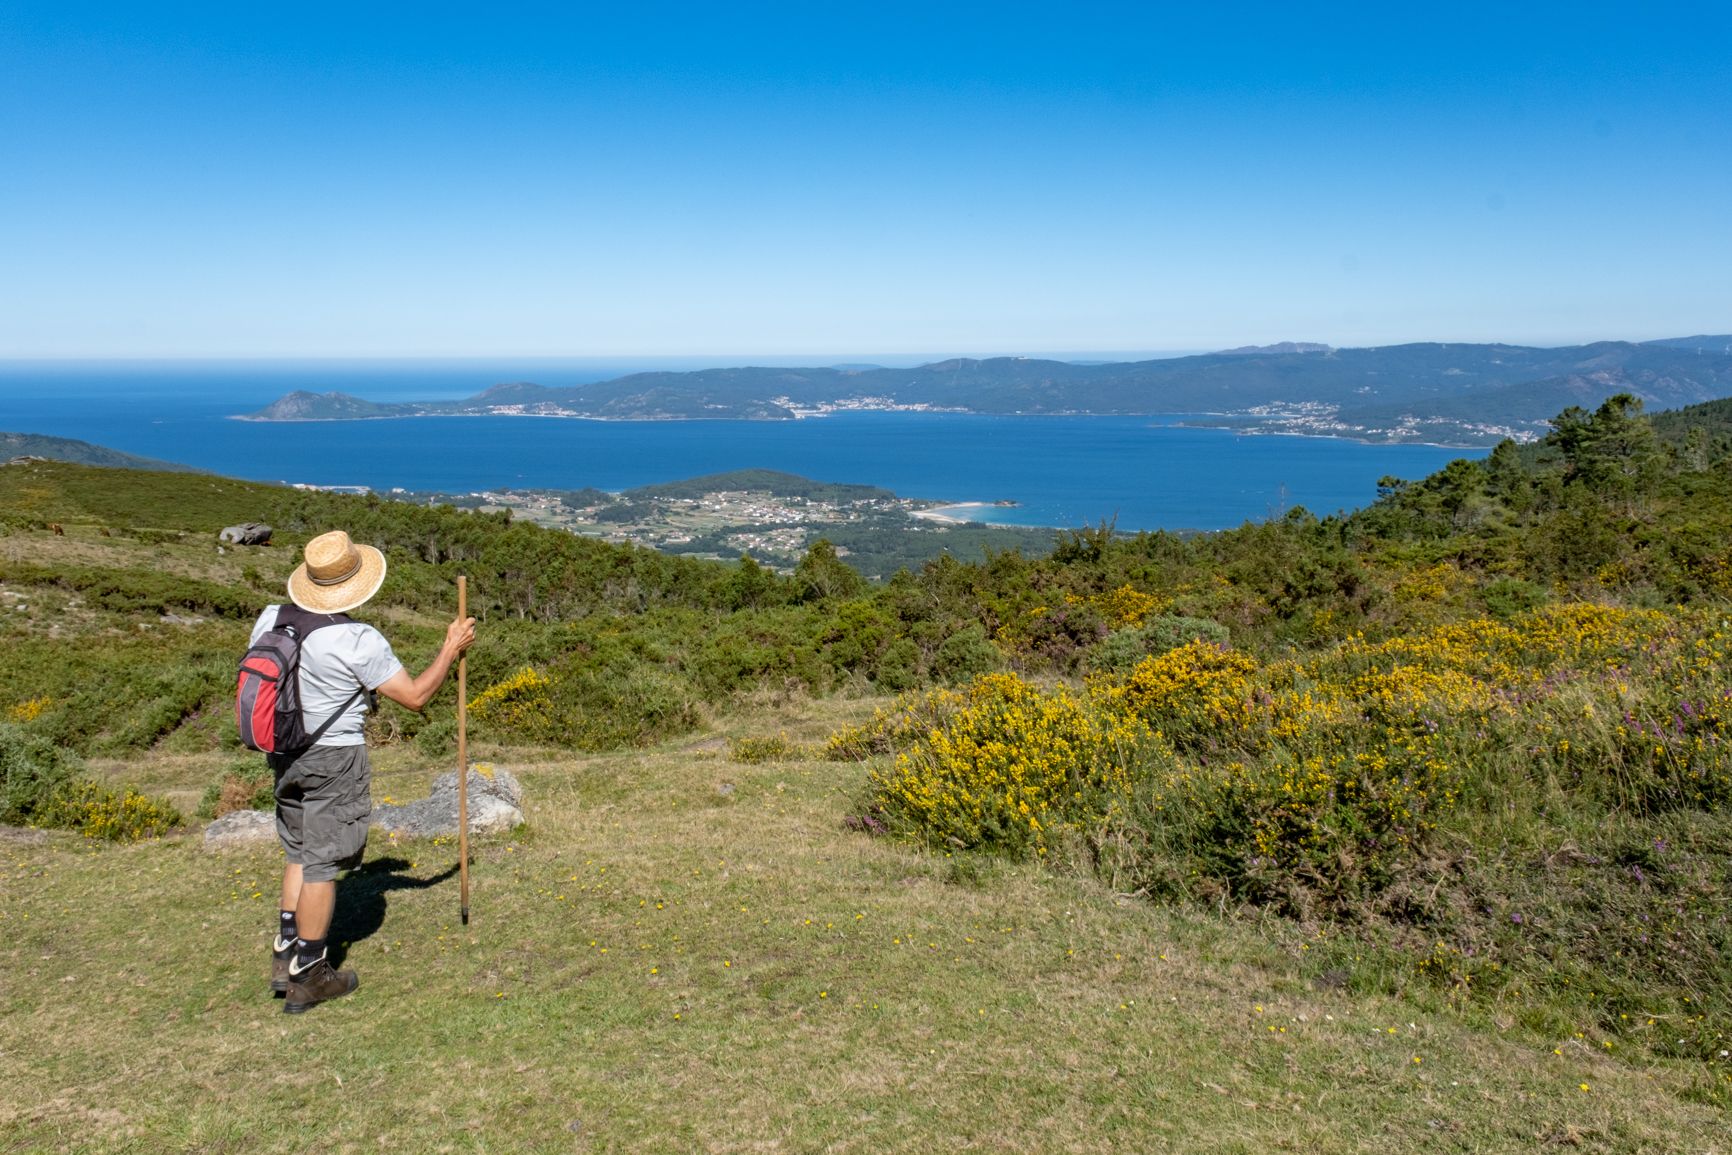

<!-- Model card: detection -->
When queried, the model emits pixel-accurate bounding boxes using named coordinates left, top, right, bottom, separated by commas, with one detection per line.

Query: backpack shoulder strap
left=273, top=605, right=355, bottom=637
left=271, top=606, right=366, bottom=745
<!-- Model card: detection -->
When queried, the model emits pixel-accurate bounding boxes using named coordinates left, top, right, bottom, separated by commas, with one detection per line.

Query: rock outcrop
left=372, top=765, right=525, bottom=838
left=203, top=808, right=277, bottom=848
left=218, top=522, right=273, bottom=545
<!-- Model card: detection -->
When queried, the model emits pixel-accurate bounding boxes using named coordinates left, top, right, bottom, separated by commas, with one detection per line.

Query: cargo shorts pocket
left=293, top=747, right=371, bottom=878
left=327, top=761, right=372, bottom=872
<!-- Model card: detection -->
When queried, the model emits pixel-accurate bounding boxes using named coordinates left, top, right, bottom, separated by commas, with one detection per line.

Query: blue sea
left=0, top=360, right=1483, bottom=532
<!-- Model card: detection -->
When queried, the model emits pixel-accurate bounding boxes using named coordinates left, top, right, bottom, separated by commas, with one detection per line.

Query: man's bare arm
left=376, top=616, right=477, bottom=712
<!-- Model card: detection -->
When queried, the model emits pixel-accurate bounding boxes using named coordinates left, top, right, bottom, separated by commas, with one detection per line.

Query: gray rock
left=218, top=522, right=273, bottom=545
left=203, top=764, right=525, bottom=847
left=203, top=808, right=277, bottom=849
left=371, top=765, right=524, bottom=838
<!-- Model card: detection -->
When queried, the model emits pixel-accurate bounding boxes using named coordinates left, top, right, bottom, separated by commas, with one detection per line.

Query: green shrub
left=932, top=624, right=1001, bottom=683
left=1085, top=615, right=1229, bottom=673
left=0, top=560, right=255, bottom=619
left=1481, top=577, right=1548, bottom=620
left=0, top=723, right=83, bottom=825
left=415, top=716, right=459, bottom=757
left=872, top=638, right=922, bottom=692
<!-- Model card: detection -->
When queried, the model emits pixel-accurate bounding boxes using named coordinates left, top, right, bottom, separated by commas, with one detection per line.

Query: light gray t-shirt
left=250, top=606, right=404, bottom=747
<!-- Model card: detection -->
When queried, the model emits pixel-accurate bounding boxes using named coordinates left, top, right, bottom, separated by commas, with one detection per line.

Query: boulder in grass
left=219, top=522, right=273, bottom=545
left=370, top=765, right=525, bottom=838
left=204, top=808, right=277, bottom=849
left=203, top=764, right=524, bottom=849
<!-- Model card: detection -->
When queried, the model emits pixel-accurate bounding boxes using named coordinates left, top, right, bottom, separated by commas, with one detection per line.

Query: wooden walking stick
left=457, top=574, right=470, bottom=925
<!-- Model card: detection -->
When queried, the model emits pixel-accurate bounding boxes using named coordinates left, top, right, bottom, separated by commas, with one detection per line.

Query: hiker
left=249, top=529, right=476, bottom=1013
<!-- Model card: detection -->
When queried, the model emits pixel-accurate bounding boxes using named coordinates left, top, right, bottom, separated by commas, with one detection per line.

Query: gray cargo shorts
left=271, top=744, right=371, bottom=882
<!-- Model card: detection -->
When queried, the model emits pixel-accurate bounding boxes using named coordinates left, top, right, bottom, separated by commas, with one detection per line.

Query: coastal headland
left=237, top=335, right=1732, bottom=448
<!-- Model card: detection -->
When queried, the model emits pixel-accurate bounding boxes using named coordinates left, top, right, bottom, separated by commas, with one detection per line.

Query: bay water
left=0, top=361, right=1481, bottom=531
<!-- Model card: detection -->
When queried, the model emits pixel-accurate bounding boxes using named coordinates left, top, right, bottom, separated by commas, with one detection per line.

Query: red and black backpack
left=236, top=606, right=364, bottom=754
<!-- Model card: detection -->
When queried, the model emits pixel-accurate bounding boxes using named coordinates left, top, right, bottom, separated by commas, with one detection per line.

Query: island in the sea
left=238, top=334, right=1732, bottom=447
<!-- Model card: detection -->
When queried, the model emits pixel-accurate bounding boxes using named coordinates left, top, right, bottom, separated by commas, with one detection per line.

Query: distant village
left=343, top=482, right=947, bottom=570
left=1204, top=401, right=1541, bottom=446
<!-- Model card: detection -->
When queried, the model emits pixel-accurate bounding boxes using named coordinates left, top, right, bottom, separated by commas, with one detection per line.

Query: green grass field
left=3, top=702, right=1726, bottom=1154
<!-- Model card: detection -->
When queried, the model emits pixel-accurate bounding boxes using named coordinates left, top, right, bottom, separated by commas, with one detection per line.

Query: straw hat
left=286, top=530, right=387, bottom=615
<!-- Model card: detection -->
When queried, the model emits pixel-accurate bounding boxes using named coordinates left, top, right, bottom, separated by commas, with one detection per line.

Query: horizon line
left=1, top=331, right=1726, bottom=366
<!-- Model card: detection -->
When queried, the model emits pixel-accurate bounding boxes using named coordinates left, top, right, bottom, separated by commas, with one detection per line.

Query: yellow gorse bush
left=41, top=782, right=181, bottom=841
left=1092, top=584, right=1168, bottom=628
left=469, top=666, right=554, bottom=731
left=850, top=601, right=1732, bottom=907
left=1392, top=561, right=1468, bottom=605
left=6, top=696, right=50, bottom=723
left=869, top=673, right=1147, bottom=853
left=1091, top=640, right=1259, bottom=739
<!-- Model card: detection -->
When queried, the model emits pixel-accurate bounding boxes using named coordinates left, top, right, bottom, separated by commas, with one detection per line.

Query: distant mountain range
left=1, top=432, right=197, bottom=472
left=240, top=336, right=1732, bottom=445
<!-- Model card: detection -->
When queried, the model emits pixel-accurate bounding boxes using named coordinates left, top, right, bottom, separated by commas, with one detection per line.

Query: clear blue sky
left=2, top=1, right=1727, bottom=358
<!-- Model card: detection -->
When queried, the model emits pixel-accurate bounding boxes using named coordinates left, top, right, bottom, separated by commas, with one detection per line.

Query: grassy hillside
left=2, top=721, right=1726, bottom=1153
left=1, top=430, right=197, bottom=472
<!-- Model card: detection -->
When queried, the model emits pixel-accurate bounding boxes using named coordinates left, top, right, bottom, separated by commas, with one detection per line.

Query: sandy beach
left=911, top=501, right=996, bottom=525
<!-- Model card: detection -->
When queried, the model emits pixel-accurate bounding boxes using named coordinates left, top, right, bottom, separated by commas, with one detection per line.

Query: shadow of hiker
left=328, top=855, right=459, bottom=967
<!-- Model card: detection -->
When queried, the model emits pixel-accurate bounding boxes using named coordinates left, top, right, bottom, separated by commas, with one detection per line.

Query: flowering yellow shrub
left=823, top=687, right=964, bottom=761
left=1093, top=584, right=1168, bottom=628
left=469, top=666, right=554, bottom=732
left=1393, top=562, right=1467, bottom=605
left=848, top=602, right=1732, bottom=913
left=1091, top=640, right=1259, bottom=740
left=851, top=602, right=1732, bottom=910
left=1347, top=666, right=1498, bottom=724
left=869, top=673, right=1147, bottom=852
left=41, top=782, right=181, bottom=841
left=1507, top=602, right=1668, bottom=668
left=6, top=696, right=50, bottom=723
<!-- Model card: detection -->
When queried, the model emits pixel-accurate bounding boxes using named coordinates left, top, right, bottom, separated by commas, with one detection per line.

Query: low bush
left=0, top=723, right=83, bottom=825
left=866, top=673, right=1145, bottom=856
left=465, top=657, right=703, bottom=751
left=932, top=624, right=1002, bottom=683
left=728, top=733, right=809, bottom=763
left=1, top=722, right=181, bottom=840
left=822, top=687, right=964, bottom=762
left=1084, top=615, right=1230, bottom=673
left=37, top=782, right=183, bottom=841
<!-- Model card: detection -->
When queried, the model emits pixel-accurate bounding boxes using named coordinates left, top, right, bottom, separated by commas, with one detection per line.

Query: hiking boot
left=283, top=957, right=359, bottom=1014
left=270, top=935, right=295, bottom=995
